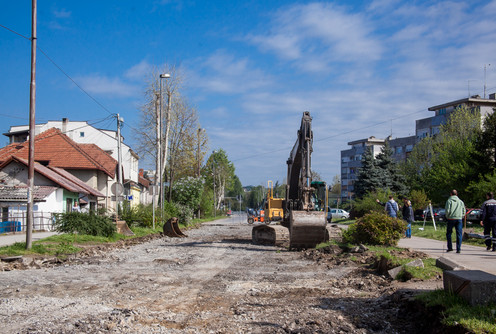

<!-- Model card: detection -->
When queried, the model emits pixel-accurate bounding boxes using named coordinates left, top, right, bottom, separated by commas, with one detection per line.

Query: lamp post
left=159, top=73, right=170, bottom=216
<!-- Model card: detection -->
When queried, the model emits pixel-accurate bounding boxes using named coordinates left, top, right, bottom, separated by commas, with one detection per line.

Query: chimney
left=62, top=118, right=68, bottom=134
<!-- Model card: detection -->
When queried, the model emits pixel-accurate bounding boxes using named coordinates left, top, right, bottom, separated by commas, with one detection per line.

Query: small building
left=0, top=156, right=104, bottom=231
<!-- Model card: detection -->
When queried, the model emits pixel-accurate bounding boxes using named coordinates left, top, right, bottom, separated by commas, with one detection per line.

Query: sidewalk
left=398, top=236, right=496, bottom=275
left=0, top=232, right=58, bottom=247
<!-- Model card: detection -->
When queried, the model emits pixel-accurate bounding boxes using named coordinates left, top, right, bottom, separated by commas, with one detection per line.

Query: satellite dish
left=111, top=183, right=124, bottom=195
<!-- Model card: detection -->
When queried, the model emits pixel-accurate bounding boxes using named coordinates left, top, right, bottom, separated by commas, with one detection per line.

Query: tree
left=354, top=142, right=408, bottom=199
left=202, top=149, right=236, bottom=211
left=353, top=146, right=382, bottom=198
left=402, top=105, right=481, bottom=205
left=134, top=64, right=209, bottom=205
left=375, top=141, right=409, bottom=196
left=171, top=176, right=204, bottom=213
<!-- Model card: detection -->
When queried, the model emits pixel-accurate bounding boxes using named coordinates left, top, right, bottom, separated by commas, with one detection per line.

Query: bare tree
left=134, top=64, right=209, bottom=204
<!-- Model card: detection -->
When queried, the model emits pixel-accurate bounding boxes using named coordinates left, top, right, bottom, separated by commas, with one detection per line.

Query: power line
left=232, top=108, right=431, bottom=162
left=1, top=23, right=115, bottom=117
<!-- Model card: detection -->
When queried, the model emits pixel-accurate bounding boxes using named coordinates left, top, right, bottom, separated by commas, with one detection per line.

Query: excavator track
left=252, top=211, right=328, bottom=249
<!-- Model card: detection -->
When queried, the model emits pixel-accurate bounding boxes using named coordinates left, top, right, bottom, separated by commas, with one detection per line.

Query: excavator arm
left=252, top=111, right=328, bottom=249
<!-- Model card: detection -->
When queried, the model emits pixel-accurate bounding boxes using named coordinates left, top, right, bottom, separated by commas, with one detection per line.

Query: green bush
left=53, top=212, right=116, bottom=237
left=352, top=189, right=396, bottom=218
left=121, top=202, right=154, bottom=228
left=342, top=212, right=406, bottom=246
left=163, top=201, right=193, bottom=226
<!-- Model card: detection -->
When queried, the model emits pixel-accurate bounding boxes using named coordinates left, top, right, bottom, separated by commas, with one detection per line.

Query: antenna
left=484, top=64, right=491, bottom=98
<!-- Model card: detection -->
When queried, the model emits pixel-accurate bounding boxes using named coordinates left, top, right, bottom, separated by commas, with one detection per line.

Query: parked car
left=414, top=209, right=427, bottom=221
left=466, top=208, right=482, bottom=223
left=425, top=208, right=446, bottom=222
left=329, top=208, right=350, bottom=220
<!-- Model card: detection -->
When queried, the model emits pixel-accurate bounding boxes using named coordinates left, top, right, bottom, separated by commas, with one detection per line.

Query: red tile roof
left=0, top=128, right=117, bottom=178
left=0, top=156, right=104, bottom=197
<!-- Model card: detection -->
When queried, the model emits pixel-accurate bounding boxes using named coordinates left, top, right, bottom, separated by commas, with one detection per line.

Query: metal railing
left=0, top=211, right=55, bottom=233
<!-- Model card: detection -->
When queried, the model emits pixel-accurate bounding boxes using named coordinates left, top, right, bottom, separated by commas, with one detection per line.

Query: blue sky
left=1, top=0, right=496, bottom=187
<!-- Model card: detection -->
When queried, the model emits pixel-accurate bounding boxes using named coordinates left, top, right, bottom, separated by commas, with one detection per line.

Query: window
left=406, top=145, right=413, bottom=152
left=80, top=132, right=85, bottom=137
left=395, top=147, right=403, bottom=154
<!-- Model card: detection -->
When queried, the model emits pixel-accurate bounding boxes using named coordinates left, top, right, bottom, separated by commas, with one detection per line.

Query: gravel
left=0, top=218, right=445, bottom=333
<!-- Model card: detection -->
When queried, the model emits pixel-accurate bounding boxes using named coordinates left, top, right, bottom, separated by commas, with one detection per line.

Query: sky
left=1, top=0, right=496, bottom=187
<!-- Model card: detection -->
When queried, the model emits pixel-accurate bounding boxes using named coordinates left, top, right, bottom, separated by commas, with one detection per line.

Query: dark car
left=426, top=208, right=446, bottom=222
left=414, top=209, right=426, bottom=221
left=466, top=208, right=482, bottom=223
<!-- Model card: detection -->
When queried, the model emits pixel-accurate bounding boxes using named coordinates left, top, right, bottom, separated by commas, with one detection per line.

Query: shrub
left=163, top=201, right=193, bottom=226
left=53, top=212, right=116, bottom=237
left=121, top=202, right=154, bottom=228
left=352, top=189, right=395, bottom=218
left=342, top=211, right=406, bottom=246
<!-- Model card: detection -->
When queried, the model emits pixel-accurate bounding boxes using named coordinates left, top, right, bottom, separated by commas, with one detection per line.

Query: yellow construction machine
left=252, top=111, right=329, bottom=249
left=264, top=180, right=284, bottom=223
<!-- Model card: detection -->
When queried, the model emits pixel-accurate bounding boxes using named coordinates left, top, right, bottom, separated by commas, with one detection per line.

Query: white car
left=328, top=208, right=350, bottom=221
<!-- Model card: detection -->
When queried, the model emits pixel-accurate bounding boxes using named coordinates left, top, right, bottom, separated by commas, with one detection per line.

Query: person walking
left=480, top=192, right=496, bottom=251
left=445, top=189, right=465, bottom=253
left=402, top=198, right=414, bottom=238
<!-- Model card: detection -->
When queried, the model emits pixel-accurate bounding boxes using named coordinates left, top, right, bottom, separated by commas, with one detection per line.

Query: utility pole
left=26, top=0, right=37, bottom=250
left=155, top=93, right=161, bottom=214
left=116, top=114, right=123, bottom=218
left=162, top=89, right=172, bottom=203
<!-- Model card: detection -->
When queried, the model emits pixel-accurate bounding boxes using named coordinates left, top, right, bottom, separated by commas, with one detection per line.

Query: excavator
left=252, top=111, right=329, bottom=249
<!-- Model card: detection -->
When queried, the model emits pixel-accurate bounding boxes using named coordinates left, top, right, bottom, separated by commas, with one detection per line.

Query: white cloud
left=76, top=74, right=138, bottom=97
left=53, top=9, right=71, bottom=18
left=124, top=59, right=153, bottom=81
left=246, top=3, right=382, bottom=73
left=187, top=50, right=273, bottom=94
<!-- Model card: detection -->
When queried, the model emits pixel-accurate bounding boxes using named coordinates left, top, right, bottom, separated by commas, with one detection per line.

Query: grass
left=417, top=290, right=496, bottom=333
left=412, top=220, right=486, bottom=247
left=0, top=216, right=210, bottom=258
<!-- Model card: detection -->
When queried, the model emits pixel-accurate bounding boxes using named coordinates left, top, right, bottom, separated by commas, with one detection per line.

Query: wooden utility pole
left=26, top=0, right=37, bottom=250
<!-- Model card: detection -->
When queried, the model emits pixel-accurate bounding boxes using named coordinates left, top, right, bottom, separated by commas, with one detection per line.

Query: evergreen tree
left=354, top=146, right=382, bottom=198
left=376, top=141, right=409, bottom=196
left=354, top=142, right=409, bottom=199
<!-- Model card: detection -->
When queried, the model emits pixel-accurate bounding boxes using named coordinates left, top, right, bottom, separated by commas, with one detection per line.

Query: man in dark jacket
left=480, top=192, right=496, bottom=251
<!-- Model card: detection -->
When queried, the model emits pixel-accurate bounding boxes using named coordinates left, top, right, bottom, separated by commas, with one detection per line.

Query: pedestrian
left=376, top=195, right=399, bottom=218
left=402, top=198, right=414, bottom=238
left=445, top=189, right=465, bottom=253
left=72, top=201, right=81, bottom=212
left=480, top=192, right=496, bottom=251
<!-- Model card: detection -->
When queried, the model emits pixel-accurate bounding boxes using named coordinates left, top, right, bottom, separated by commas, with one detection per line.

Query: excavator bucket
left=114, top=220, right=135, bottom=236
left=163, top=217, right=187, bottom=238
left=289, top=211, right=328, bottom=249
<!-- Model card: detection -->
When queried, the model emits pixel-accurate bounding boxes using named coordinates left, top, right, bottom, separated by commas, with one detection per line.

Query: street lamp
left=159, top=73, right=170, bottom=214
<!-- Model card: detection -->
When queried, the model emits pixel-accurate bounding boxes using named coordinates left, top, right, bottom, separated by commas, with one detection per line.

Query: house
left=3, top=118, right=140, bottom=202
left=0, top=156, right=104, bottom=231
left=0, top=127, right=118, bottom=212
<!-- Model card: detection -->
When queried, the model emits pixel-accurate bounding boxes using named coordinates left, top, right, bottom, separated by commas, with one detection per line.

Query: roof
left=0, top=128, right=117, bottom=178
left=0, top=186, right=57, bottom=202
left=428, top=96, right=496, bottom=111
left=0, top=156, right=104, bottom=197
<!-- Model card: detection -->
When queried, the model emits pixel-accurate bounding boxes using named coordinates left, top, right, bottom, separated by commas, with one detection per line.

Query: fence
left=1, top=211, right=55, bottom=233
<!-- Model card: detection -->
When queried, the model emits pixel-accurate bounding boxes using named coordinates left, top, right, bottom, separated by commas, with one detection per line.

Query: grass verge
left=417, top=289, right=496, bottom=334
left=0, top=216, right=214, bottom=258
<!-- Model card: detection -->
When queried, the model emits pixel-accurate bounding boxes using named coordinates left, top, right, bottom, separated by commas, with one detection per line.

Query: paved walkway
left=0, top=232, right=58, bottom=247
left=398, top=236, right=496, bottom=275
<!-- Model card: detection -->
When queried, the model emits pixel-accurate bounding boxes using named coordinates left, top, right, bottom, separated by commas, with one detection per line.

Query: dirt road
left=0, top=218, right=444, bottom=333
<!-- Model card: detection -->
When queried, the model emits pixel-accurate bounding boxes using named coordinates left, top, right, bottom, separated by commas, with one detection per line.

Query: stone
left=436, top=257, right=466, bottom=271
left=444, top=270, right=496, bottom=305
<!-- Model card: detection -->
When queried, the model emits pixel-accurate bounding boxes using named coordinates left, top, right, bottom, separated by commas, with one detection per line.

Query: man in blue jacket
left=445, top=189, right=465, bottom=253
